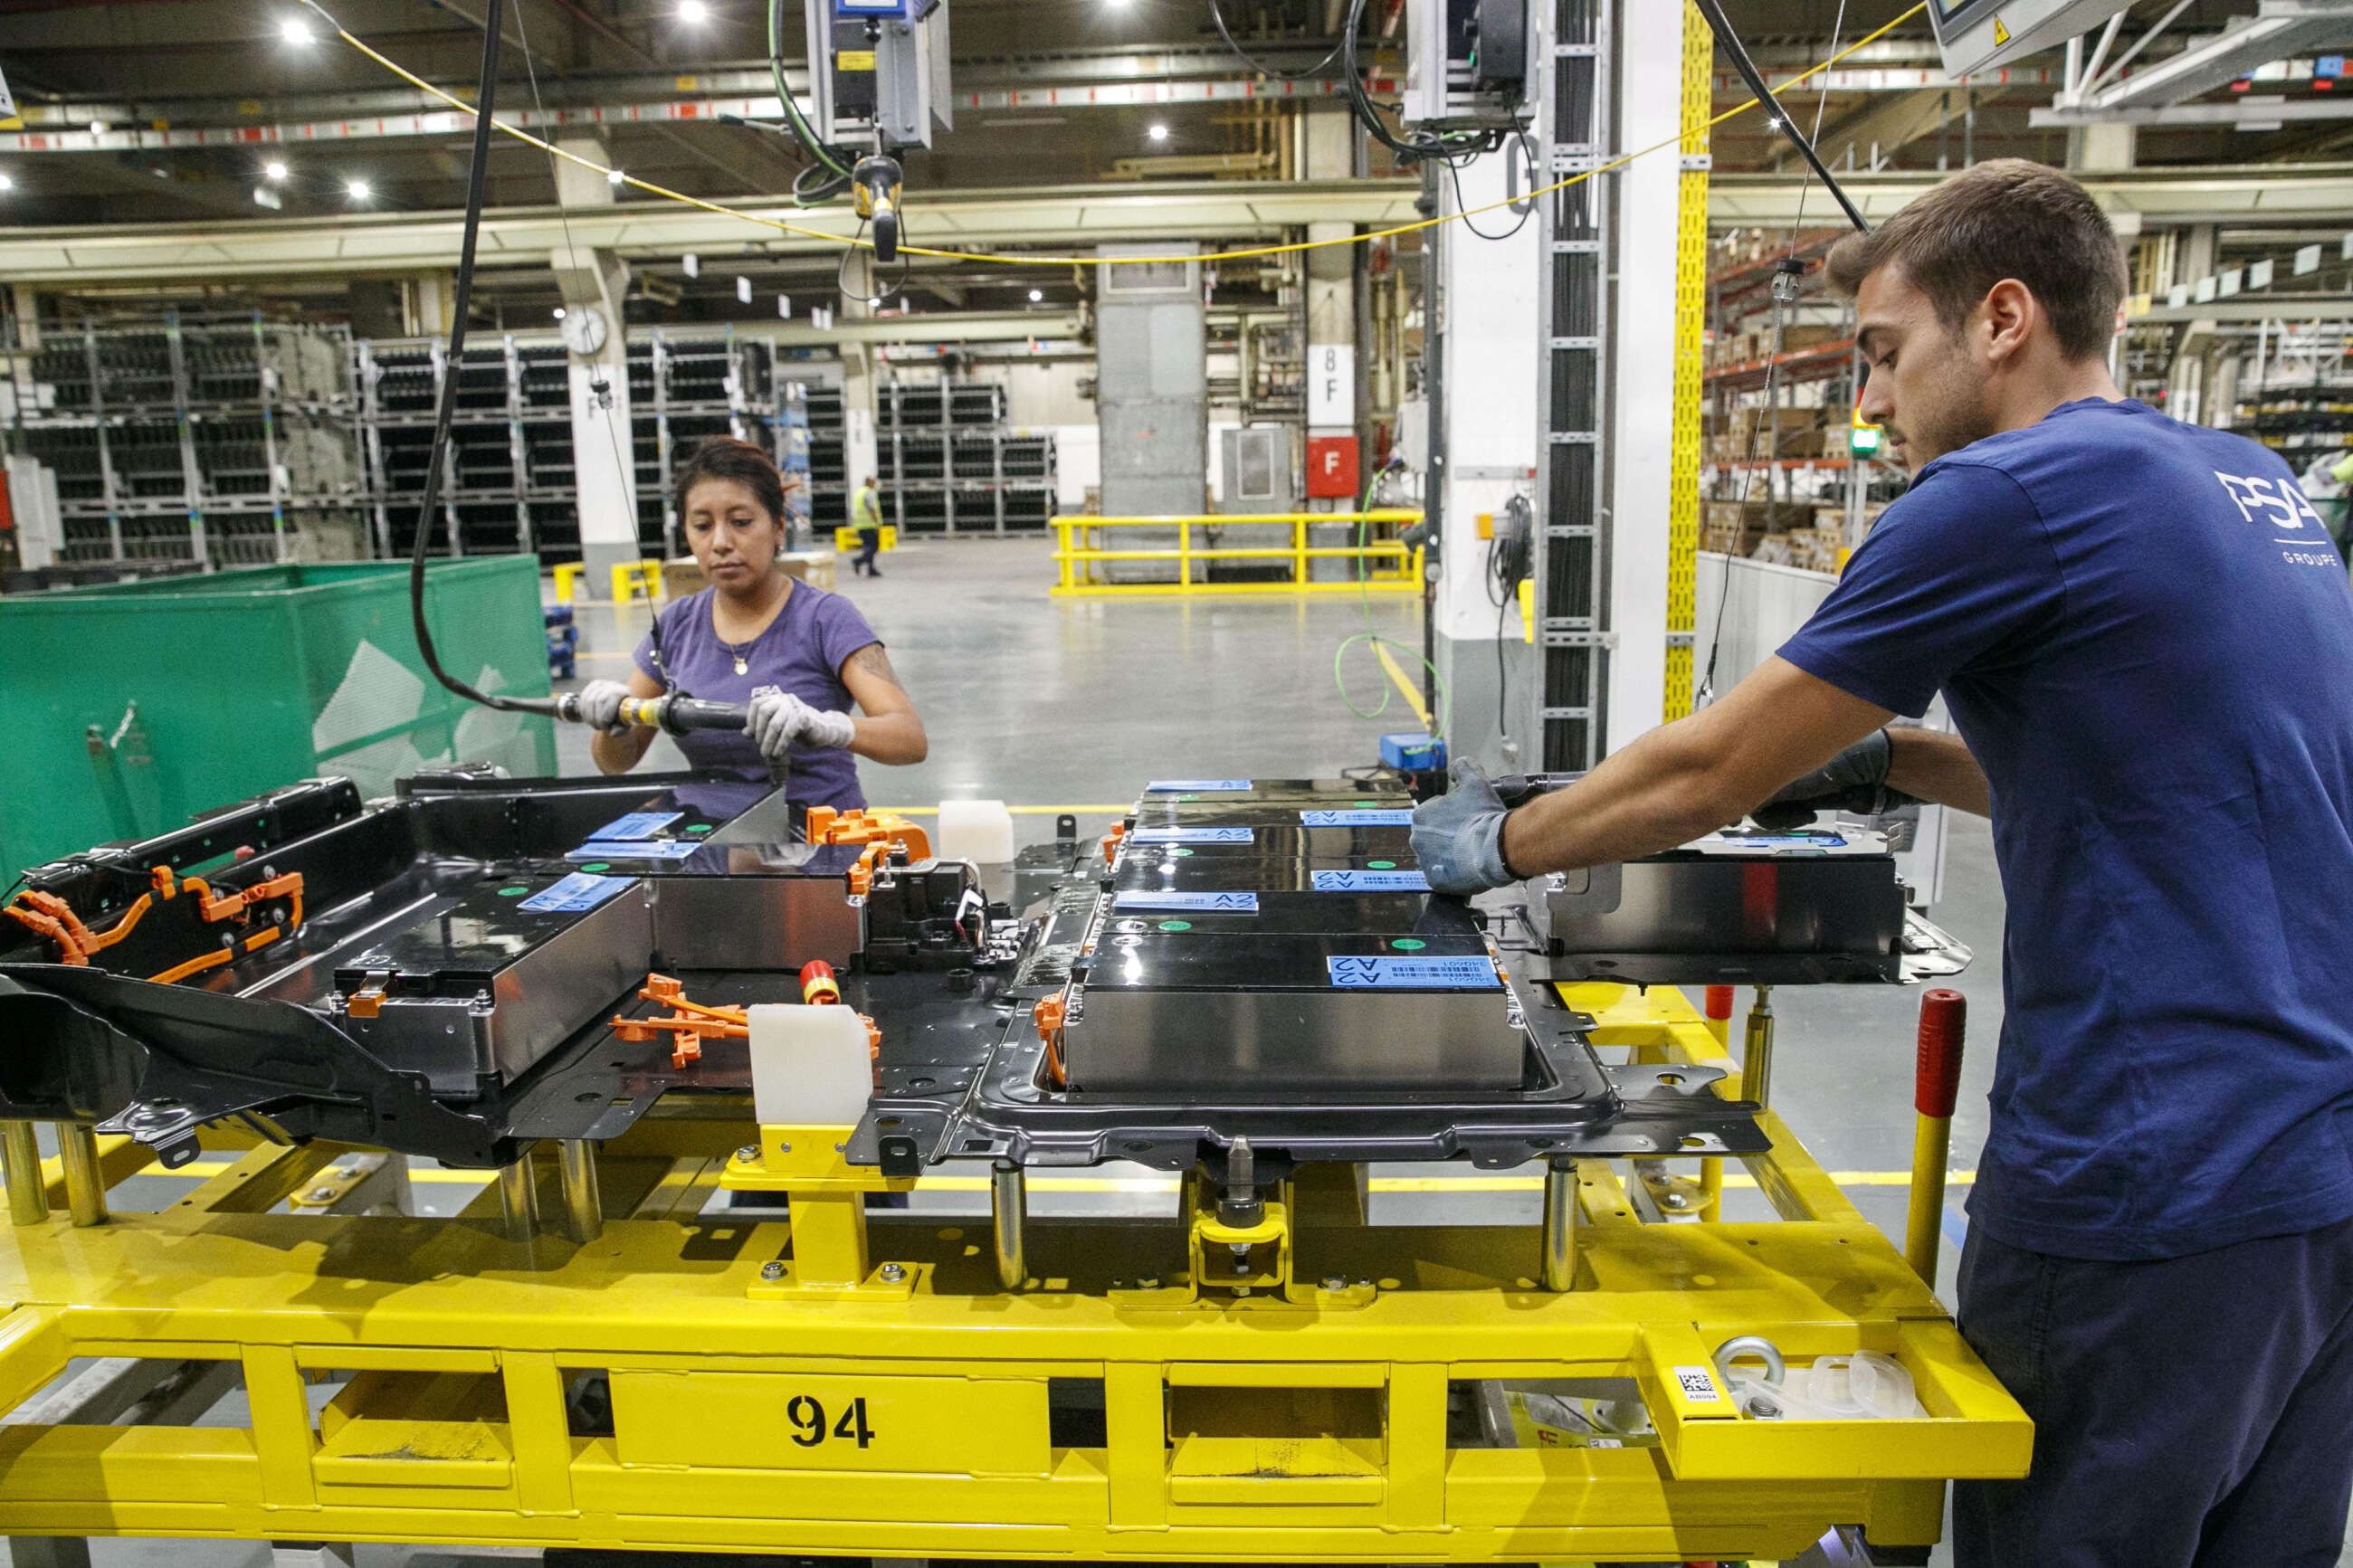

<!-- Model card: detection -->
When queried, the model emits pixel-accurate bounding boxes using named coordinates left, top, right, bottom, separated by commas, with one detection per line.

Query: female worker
left=576, top=437, right=926, bottom=810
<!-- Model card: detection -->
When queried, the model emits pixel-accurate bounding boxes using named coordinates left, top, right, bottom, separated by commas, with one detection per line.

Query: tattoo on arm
left=848, top=641, right=903, bottom=690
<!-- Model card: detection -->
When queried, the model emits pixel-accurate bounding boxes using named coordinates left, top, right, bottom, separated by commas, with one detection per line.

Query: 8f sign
left=1309, top=344, right=1356, bottom=430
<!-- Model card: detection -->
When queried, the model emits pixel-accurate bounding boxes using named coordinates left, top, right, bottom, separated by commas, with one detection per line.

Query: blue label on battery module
left=567, top=839, right=701, bottom=861
left=1326, top=955, right=1500, bottom=989
left=1145, top=779, right=1253, bottom=793
left=518, top=872, right=634, bottom=913
left=1114, top=890, right=1260, bottom=914
left=1311, top=870, right=1431, bottom=892
left=1718, top=832, right=1848, bottom=848
left=1130, top=827, right=1254, bottom=844
left=585, top=811, right=683, bottom=841
left=1300, top=809, right=1415, bottom=827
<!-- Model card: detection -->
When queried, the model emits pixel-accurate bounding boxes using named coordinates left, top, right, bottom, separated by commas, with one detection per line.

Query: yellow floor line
left=1372, top=640, right=1434, bottom=728
left=140, top=1163, right=1971, bottom=1193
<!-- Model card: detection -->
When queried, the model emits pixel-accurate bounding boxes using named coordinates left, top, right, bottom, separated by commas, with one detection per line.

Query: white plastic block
left=937, top=799, right=1015, bottom=863
left=748, top=1003, right=872, bottom=1126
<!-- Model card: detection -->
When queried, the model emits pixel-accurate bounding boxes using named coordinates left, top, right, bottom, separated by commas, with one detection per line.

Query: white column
left=1603, top=3, right=1684, bottom=753
left=551, top=136, right=639, bottom=579
left=1434, top=151, right=1540, bottom=769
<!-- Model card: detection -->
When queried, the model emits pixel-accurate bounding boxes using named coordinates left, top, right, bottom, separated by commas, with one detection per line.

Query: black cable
left=1338, top=0, right=1502, bottom=168
left=1447, top=129, right=1538, bottom=242
left=1494, top=587, right=1511, bottom=740
left=408, top=0, right=517, bottom=711
left=1689, top=0, right=1867, bottom=233
left=1207, top=0, right=1346, bottom=81
left=835, top=216, right=913, bottom=309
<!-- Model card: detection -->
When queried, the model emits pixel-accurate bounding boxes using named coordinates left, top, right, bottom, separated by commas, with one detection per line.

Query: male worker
left=852, top=472, right=885, bottom=577
left=1414, top=159, right=2353, bottom=1564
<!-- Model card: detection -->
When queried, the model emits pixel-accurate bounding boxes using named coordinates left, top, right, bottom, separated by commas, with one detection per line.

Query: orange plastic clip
left=1033, top=989, right=1069, bottom=1088
left=609, top=972, right=750, bottom=1069
left=1101, top=822, right=1127, bottom=866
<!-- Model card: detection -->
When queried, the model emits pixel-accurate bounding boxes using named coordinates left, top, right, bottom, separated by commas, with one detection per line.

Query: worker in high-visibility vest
left=852, top=474, right=885, bottom=577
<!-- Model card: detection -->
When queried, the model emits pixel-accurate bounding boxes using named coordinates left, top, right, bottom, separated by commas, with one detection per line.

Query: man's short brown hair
left=1824, top=158, right=2128, bottom=362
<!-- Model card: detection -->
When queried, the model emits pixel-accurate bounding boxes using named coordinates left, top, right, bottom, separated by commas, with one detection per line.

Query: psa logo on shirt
left=2215, top=470, right=2338, bottom=569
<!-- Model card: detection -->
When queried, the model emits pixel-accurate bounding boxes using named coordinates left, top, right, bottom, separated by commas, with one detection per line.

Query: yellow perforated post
left=550, top=562, right=586, bottom=604
left=1663, top=0, right=1713, bottom=721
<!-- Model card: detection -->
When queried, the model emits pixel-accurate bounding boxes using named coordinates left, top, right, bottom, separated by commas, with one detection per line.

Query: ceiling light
left=0, top=175, right=14, bottom=193
left=263, top=159, right=290, bottom=181
left=553, top=307, right=567, bottom=319
left=678, top=0, right=710, bottom=20
left=1148, top=122, right=1169, bottom=143
left=280, top=15, right=314, bottom=44
left=1028, top=288, right=1043, bottom=302
left=89, top=120, right=110, bottom=136
left=606, top=167, right=625, bottom=185
left=345, top=177, right=371, bottom=200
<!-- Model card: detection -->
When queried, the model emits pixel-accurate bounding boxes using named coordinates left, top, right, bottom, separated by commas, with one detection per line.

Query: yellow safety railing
left=1051, top=511, right=1424, bottom=597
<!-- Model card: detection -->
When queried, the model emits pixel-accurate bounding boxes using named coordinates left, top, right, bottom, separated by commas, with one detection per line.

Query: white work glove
left=745, top=689, right=857, bottom=764
left=576, top=679, right=634, bottom=736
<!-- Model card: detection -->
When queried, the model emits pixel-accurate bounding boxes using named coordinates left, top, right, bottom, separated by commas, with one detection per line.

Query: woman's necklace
left=714, top=574, right=791, bottom=675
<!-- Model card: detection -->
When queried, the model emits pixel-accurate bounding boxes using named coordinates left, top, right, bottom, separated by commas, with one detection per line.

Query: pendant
left=733, top=656, right=748, bottom=675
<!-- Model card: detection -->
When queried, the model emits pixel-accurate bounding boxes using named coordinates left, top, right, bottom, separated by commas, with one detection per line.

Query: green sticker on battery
left=1157, top=920, right=1192, bottom=932
left=1367, top=860, right=1396, bottom=870
left=1391, top=937, right=1426, bottom=950
left=579, top=861, right=611, bottom=873
left=1167, top=847, right=1195, bottom=858
left=686, top=822, right=713, bottom=834
left=497, top=885, right=529, bottom=897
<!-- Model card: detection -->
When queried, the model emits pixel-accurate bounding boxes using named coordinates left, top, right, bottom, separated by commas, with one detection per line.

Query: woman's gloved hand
left=746, top=689, right=857, bottom=763
left=576, top=679, right=635, bottom=736
left=1410, top=761, right=1521, bottom=897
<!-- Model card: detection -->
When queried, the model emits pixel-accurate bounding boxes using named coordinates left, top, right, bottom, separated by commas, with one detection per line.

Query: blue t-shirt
left=1780, top=398, right=2353, bottom=1261
left=633, top=582, right=880, bottom=810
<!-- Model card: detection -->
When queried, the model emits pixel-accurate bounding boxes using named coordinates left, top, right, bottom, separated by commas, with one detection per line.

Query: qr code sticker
left=1673, top=1365, right=1722, bottom=1403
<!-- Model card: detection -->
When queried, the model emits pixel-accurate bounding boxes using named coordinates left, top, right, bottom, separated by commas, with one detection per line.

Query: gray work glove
left=1750, top=728, right=1918, bottom=832
left=576, top=678, right=634, bottom=736
left=1411, top=760, right=1520, bottom=897
left=745, top=689, right=856, bottom=764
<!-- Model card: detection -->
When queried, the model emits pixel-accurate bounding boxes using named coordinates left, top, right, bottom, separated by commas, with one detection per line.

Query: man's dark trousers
left=853, top=526, right=881, bottom=575
left=1953, top=1214, right=2353, bottom=1565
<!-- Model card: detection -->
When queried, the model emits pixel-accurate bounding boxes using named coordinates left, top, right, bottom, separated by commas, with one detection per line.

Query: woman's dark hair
left=672, top=436, right=798, bottom=527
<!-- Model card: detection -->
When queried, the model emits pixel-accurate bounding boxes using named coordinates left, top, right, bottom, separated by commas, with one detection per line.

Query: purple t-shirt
left=633, top=582, right=880, bottom=809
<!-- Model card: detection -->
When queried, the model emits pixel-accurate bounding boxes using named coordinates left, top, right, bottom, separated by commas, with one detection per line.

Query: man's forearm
left=1886, top=727, right=1991, bottom=816
left=1498, top=714, right=1760, bottom=876
left=1490, top=655, right=1896, bottom=879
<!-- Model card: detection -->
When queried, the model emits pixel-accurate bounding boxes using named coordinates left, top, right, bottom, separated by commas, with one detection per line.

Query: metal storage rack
left=874, top=375, right=1058, bottom=536
left=4, top=314, right=365, bottom=568
left=357, top=329, right=788, bottom=564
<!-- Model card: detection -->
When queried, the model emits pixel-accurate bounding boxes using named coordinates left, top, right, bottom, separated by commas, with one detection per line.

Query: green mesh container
left=0, top=559, right=556, bottom=878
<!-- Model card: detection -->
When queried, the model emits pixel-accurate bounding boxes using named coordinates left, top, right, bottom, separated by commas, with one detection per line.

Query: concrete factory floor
left=60, top=537, right=2353, bottom=1568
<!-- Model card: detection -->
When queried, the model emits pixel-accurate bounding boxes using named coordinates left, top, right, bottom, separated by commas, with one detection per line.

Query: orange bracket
left=611, top=974, right=882, bottom=1074
left=610, top=973, right=750, bottom=1069
left=805, top=806, right=933, bottom=861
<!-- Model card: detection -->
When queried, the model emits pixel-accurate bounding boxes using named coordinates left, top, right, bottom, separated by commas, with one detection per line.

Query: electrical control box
left=1927, top=0, right=2135, bottom=80
left=1403, top=0, right=1536, bottom=128
left=809, top=0, right=951, bottom=150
